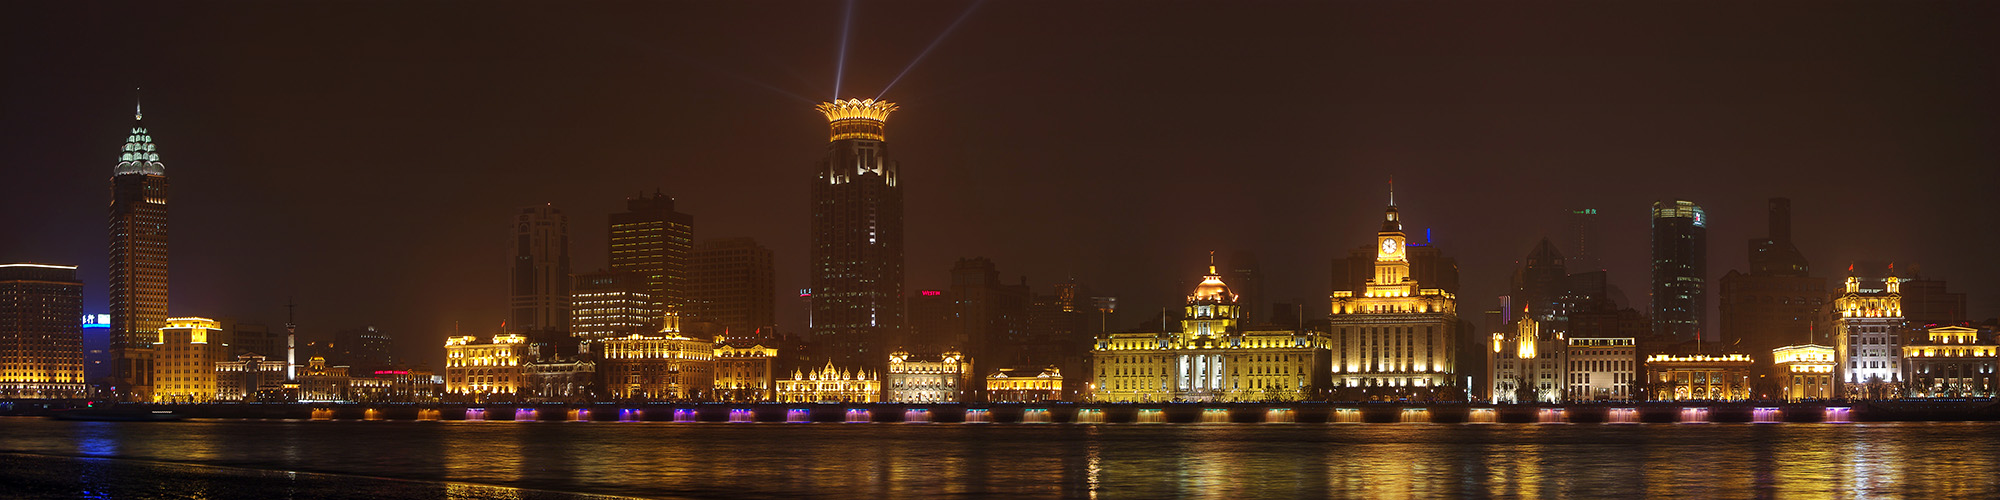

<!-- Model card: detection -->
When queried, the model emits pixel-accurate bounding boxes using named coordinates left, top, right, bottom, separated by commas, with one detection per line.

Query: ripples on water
left=3, top=418, right=1998, bottom=499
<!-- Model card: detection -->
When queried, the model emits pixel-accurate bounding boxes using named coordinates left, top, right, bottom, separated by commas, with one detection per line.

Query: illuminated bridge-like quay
left=87, top=400, right=2000, bottom=424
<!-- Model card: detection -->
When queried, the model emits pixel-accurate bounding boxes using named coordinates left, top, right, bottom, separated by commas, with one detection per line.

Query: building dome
left=1187, top=252, right=1237, bottom=304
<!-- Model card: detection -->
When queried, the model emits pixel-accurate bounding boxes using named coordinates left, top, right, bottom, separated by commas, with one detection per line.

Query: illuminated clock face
left=1381, top=238, right=1399, bottom=255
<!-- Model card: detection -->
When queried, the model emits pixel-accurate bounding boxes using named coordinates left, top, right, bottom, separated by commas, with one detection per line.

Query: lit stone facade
left=598, top=313, right=714, bottom=400
left=1833, top=273, right=1905, bottom=399
left=986, top=367, right=1063, bottom=402
left=213, top=353, right=288, bottom=402
left=0, top=264, right=87, bottom=398
left=1900, top=326, right=1998, bottom=398
left=443, top=334, right=528, bottom=396
left=1772, top=344, right=1836, bottom=401
left=1488, top=317, right=1565, bottom=404
left=153, top=317, right=226, bottom=403
left=713, top=341, right=778, bottom=402
left=776, top=362, right=880, bottom=403
left=1091, top=258, right=1333, bottom=403
left=1566, top=337, right=1637, bottom=401
left=1330, top=195, right=1458, bottom=392
left=1644, top=354, right=1753, bottom=401
left=885, top=350, right=969, bottom=403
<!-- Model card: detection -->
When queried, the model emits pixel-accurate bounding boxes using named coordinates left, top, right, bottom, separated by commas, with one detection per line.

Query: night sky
left=4, top=2, right=1995, bottom=366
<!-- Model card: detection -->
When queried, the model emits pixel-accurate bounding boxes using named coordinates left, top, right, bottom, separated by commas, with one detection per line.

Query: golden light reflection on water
left=7, top=419, right=2000, bottom=498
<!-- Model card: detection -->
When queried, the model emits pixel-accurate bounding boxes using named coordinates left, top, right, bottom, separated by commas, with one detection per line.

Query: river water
left=2, top=418, right=1995, bottom=499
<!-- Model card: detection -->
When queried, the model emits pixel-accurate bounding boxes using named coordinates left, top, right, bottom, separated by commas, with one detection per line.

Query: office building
left=569, top=270, right=659, bottom=342
left=948, top=257, right=1029, bottom=397
left=809, top=99, right=906, bottom=372
left=1900, top=326, right=1997, bottom=399
left=0, top=264, right=87, bottom=398
left=1772, top=344, right=1836, bottom=401
left=443, top=333, right=529, bottom=398
left=776, top=362, right=880, bottom=403
left=1488, top=317, right=1565, bottom=404
left=1650, top=200, right=1707, bottom=342
left=1833, top=270, right=1905, bottom=399
left=109, top=102, right=171, bottom=401
left=214, top=353, right=288, bottom=402
left=1329, top=190, right=1461, bottom=396
left=1567, top=337, right=1637, bottom=401
left=332, top=326, right=392, bottom=374
left=986, top=367, right=1064, bottom=402
left=1719, top=198, right=1828, bottom=360
left=1091, top=256, right=1334, bottom=402
left=597, top=312, right=714, bottom=400
left=1644, top=353, right=1752, bottom=401
left=714, top=339, right=780, bottom=402
left=152, top=317, right=226, bottom=403
left=885, top=349, right=970, bottom=403
left=511, top=205, right=571, bottom=341
left=609, top=192, right=694, bottom=324
left=691, top=237, right=776, bottom=339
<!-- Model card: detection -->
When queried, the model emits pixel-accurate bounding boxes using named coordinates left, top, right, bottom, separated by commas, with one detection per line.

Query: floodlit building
left=714, top=340, right=780, bottom=402
left=153, top=317, right=227, bottom=403
left=1330, top=189, right=1460, bottom=396
left=1566, top=337, right=1637, bottom=401
left=1650, top=199, right=1707, bottom=342
left=1488, top=317, right=1565, bottom=404
left=109, top=103, right=171, bottom=401
left=443, top=334, right=529, bottom=397
left=776, top=362, right=880, bottom=403
left=809, top=98, right=906, bottom=372
left=0, top=264, right=87, bottom=398
left=569, top=270, right=659, bottom=342
left=1833, top=270, right=1905, bottom=399
left=1644, top=353, right=1753, bottom=401
left=609, top=192, right=694, bottom=328
left=214, top=353, right=288, bottom=402
left=986, top=367, right=1063, bottom=402
left=885, top=349, right=970, bottom=403
left=1772, top=344, right=1836, bottom=401
left=1092, top=255, right=1333, bottom=403
left=597, top=312, right=714, bottom=400
left=1901, top=326, right=1998, bottom=398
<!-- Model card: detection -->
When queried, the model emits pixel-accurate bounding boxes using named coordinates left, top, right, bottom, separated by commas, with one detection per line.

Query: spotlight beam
left=835, top=0, right=856, bottom=98
left=878, top=0, right=985, bottom=99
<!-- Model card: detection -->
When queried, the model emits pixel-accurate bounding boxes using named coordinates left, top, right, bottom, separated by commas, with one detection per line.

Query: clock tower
left=1367, top=186, right=1413, bottom=299
left=1329, top=180, right=1460, bottom=394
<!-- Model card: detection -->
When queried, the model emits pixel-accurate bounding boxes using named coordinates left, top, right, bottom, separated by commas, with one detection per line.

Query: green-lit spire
left=114, top=93, right=165, bottom=176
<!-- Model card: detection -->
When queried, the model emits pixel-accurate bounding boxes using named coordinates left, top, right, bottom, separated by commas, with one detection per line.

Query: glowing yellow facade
left=1900, top=326, right=1998, bottom=398
left=816, top=98, right=898, bottom=141
left=443, top=334, right=528, bottom=396
left=1330, top=196, right=1458, bottom=393
left=1644, top=354, right=1753, bottom=401
left=886, top=350, right=969, bottom=403
left=1091, top=256, right=1333, bottom=402
left=714, top=341, right=779, bottom=402
left=152, top=317, right=225, bottom=403
left=1771, top=344, right=1836, bottom=401
left=986, top=367, right=1063, bottom=402
left=1488, top=317, right=1566, bottom=403
left=599, top=313, right=714, bottom=400
left=776, top=362, right=880, bottom=403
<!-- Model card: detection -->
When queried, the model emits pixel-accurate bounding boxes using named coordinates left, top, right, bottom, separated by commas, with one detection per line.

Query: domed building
left=1088, top=253, right=1334, bottom=402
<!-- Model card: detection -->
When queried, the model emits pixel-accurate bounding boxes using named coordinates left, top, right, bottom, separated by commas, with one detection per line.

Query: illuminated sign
left=921, top=290, right=942, bottom=296
left=82, top=314, right=110, bottom=328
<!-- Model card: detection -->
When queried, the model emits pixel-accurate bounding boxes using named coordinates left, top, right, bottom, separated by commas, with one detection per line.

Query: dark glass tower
left=809, top=99, right=905, bottom=371
left=1650, top=200, right=1707, bottom=342
left=609, top=192, right=694, bottom=325
left=109, top=102, right=169, bottom=401
left=511, top=205, right=571, bottom=354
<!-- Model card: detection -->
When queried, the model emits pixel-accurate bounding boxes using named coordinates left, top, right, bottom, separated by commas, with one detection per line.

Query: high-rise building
left=1510, top=238, right=1568, bottom=320
left=1833, top=270, right=1906, bottom=399
left=949, top=257, right=1029, bottom=398
left=511, top=205, right=571, bottom=347
left=1226, top=251, right=1264, bottom=325
left=608, top=192, right=694, bottom=324
left=1719, top=198, right=1828, bottom=364
left=332, top=326, right=393, bottom=374
left=1329, top=189, right=1461, bottom=397
left=1022, top=280, right=1101, bottom=400
left=691, top=237, right=776, bottom=340
left=1650, top=200, right=1707, bottom=342
left=0, top=264, right=87, bottom=398
left=109, top=102, right=170, bottom=401
left=1567, top=208, right=1604, bottom=272
left=906, top=289, right=955, bottom=351
left=809, top=99, right=906, bottom=372
left=568, top=270, right=659, bottom=342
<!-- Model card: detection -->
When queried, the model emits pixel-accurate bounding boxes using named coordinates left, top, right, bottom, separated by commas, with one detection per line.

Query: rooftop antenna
left=1389, top=176, right=1395, bottom=206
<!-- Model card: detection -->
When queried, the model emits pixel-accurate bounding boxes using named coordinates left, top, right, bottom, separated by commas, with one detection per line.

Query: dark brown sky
left=4, top=1, right=1996, bottom=365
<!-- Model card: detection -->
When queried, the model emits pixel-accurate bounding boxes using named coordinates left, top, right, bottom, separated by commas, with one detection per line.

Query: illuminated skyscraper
left=569, top=270, right=659, bottom=342
left=109, top=102, right=170, bottom=401
left=809, top=99, right=905, bottom=371
left=511, top=205, right=571, bottom=340
left=609, top=192, right=694, bottom=325
left=1329, top=188, right=1461, bottom=395
left=1649, top=200, right=1707, bottom=342
left=0, top=264, right=87, bottom=398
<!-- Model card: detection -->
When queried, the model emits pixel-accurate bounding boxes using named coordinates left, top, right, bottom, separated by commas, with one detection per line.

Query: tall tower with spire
left=108, top=98, right=170, bottom=401
left=1329, top=181, right=1461, bottom=396
left=809, top=98, right=905, bottom=372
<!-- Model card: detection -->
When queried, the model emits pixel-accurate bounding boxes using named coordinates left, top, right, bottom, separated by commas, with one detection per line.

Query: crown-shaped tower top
left=816, top=98, right=898, bottom=142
